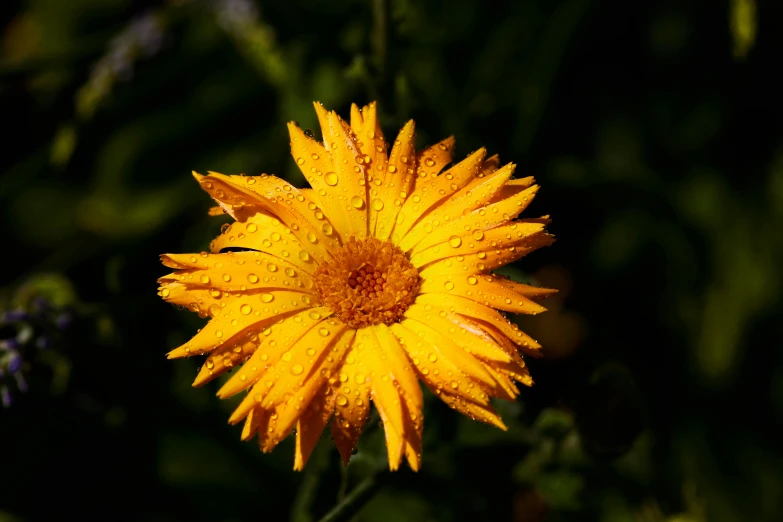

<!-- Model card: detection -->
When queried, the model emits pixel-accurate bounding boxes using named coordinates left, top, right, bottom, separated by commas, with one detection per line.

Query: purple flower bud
left=7, top=351, right=23, bottom=374
left=0, top=338, right=19, bottom=351
left=2, top=310, right=30, bottom=322
left=56, top=313, right=73, bottom=330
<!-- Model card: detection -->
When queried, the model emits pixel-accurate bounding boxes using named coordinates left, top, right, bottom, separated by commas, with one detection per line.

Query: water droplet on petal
left=371, top=199, right=384, bottom=211
left=325, top=172, right=338, bottom=186
left=240, top=304, right=252, bottom=315
left=291, top=364, right=304, bottom=375
left=449, top=236, right=462, bottom=248
left=261, top=293, right=274, bottom=303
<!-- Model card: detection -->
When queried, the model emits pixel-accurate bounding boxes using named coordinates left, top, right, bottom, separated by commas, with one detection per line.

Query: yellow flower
left=158, top=101, right=556, bottom=471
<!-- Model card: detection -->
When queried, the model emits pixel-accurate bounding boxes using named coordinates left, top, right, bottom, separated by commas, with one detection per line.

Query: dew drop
left=318, top=327, right=330, bottom=337
left=449, top=236, right=462, bottom=248
left=247, top=223, right=258, bottom=233
left=291, top=364, right=304, bottom=375
left=267, top=263, right=278, bottom=272
left=371, top=199, right=384, bottom=211
left=336, top=395, right=348, bottom=406
left=351, top=196, right=365, bottom=209
left=240, top=304, right=252, bottom=315
left=298, top=250, right=311, bottom=262
left=247, top=273, right=259, bottom=284
left=261, top=293, right=274, bottom=303
left=467, top=276, right=478, bottom=285
left=444, top=281, right=455, bottom=290
left=324, top=172, right=338, bottom=186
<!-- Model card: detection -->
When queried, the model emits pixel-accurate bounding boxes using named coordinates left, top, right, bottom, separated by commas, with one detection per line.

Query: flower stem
left=317, top=472, right=384, bottom=522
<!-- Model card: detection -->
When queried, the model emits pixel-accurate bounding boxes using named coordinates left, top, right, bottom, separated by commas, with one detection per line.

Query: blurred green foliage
left=1, top=0, right=781, bottom=521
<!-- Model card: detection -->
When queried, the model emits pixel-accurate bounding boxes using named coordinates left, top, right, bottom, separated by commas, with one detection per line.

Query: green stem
left=317, top=473, right=384, bottom=522
left=291, top=439, right=331, bottom=522
left=371, top=0, right=389, bottom=79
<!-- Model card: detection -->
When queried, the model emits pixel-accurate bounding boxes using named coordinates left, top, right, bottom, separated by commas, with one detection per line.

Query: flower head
left=159, top=101, right=556, bottom=470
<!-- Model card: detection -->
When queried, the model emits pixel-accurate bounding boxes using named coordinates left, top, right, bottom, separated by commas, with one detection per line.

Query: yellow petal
left=241, top=407, right=262, bottom=441
left=415, top=225, right=553, bottom=277
left=372, top=120, right=417, bottom=241
left=349, top=103, right=364, bottom=132
left=416, top=136, right=455, bottom=179
left=158, top=281, right=241, bottom=317
left=160, top=251, right=316, bottom=296
left=488, top=176, right=536, bottom=203
left=221, top=307, right=333, bottom=410
left=479, top=154, right=500, bottom=177
left=294, top=382, right=337, bottom=470
left=355, top=327, right=404, bottom=469
left=415, top=293, right=543, bottom=357
left=190, top=170, right=266, bottom=222
left=352, top=102, right=387, bottom=168
left=330, top=340, right=372, bottom=465
left=261, top=327, right=354, bottom=449
left=373, top=324, right=423, bottom=471
left=400, top=163, right=516, bottom=253
left=196, top=171, right=340, bottom=261
left=419, top=273, right=548, bottom=315
left=166, top=290, right=315, bottom=361
left=391, top=322, right=506, bottom=429
left=404, top=302, right=512, bottom=364
left=193, top=336, right=259, bottom=387
left=312, top=105, right=369, bottom=239
left=439, top=391, right=507, bottom=430
left=408, top=184, right=540, bottom=255
left=210, top=212, right=319, bottom=274
left=395, top=318, right=498, bottom=390
left=391, top=148, right=486, bottom=245
left=261, top=324, right=353, bottom=408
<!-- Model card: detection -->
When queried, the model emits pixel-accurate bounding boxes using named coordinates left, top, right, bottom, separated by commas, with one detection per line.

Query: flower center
left=314, top=237, right=420, bottom=329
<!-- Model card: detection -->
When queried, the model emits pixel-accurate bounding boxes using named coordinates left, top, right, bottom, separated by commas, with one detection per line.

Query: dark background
left=1, top=0, right=781, bottom=521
